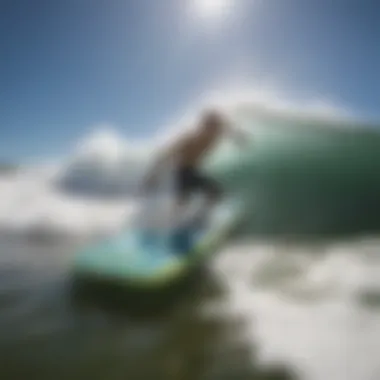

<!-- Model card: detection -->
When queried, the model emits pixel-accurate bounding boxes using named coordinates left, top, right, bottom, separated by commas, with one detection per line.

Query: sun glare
left=192, top=0, right=232, bottom=20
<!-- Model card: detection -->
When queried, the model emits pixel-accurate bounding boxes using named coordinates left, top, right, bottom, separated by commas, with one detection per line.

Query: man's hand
left=231, top=127, right=252, bottom=148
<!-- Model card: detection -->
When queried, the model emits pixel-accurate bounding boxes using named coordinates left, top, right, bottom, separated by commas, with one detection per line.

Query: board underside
left=73, top=201, right=242, bottom=288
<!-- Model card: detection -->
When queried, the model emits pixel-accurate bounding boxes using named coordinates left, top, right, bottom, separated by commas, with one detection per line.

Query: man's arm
left=224, top=123, right=251, bottom=147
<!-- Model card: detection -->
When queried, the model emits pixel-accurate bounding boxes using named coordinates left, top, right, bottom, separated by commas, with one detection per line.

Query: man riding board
left=142, top=108, right=249, bottom=227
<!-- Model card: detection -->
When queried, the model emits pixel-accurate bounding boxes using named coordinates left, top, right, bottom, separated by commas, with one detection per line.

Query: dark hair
left=200, top=109, right=225, bottom=129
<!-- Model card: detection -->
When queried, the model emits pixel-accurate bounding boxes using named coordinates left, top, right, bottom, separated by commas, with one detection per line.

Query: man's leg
left=171, top=167, right=194, bottom=228
left=195, top=173, right=223, bottom=225
left=171, top=193, right=190, bottom=228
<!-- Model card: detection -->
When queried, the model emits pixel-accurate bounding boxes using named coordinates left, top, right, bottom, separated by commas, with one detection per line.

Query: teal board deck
left=73, top=200, right=242, bottom=288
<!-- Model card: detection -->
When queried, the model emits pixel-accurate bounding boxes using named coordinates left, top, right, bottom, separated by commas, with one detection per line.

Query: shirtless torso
left=143, top=109, right=248, bottom=201
left=174, top=129, right=221, bottom=168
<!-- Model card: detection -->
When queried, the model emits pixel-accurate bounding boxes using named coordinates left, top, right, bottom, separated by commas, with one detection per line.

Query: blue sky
left=1, top=0, right=379, bottom=160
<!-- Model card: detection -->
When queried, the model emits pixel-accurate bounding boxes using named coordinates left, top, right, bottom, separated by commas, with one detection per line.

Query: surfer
left=142, top=108, right=249, bottom=227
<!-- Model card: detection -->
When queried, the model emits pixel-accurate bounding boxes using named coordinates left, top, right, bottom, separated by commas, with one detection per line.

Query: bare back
left=174, top=129, right=221, bottom=167
left=144, top=109, right=247, bottom=189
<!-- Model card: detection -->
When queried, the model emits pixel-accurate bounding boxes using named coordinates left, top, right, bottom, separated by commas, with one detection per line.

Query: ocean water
left=1, top=108, right=380, bottom=380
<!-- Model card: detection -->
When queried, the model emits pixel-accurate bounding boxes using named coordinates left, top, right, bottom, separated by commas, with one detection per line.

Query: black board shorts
left=175, top=166, right=222, bottom=200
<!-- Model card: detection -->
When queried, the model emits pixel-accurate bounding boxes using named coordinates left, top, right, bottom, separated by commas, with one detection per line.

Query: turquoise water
left=205, top=115, right=380, bottom=237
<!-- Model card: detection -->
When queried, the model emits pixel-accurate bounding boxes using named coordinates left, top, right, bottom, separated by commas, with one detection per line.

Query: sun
left=192, top=0, right=232, bottom=20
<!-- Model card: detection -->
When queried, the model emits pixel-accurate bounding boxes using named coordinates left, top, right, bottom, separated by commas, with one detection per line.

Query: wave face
left=205, top=112, right=380, bottom=237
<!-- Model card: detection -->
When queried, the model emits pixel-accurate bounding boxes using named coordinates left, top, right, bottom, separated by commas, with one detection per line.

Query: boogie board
left=72, top=199, right=243, bottom=288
